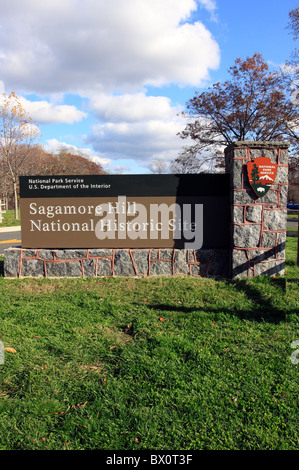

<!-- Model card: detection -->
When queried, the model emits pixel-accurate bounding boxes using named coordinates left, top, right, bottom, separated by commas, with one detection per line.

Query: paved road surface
left=0, top=227, right=21, bottom=255
left=288, top=217, right=298, bottom=229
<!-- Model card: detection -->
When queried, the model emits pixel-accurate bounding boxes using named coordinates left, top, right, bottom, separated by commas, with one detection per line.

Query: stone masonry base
left=4, top=247, right=230, bottom=279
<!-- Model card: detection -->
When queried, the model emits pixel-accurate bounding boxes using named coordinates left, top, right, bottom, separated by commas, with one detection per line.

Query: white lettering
left=29, top=202, right=37, bottom=215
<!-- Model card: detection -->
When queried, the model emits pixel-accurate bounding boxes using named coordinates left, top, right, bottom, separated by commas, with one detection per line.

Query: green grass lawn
left=287, top=212, right=299, bottom=220
left=0, top=234, right=298, bottom=450
left=0, top=241, right=298, bottom=451
left=0, top=210, right=20, bottom=227
left=285, top=235, right=299, bottom=279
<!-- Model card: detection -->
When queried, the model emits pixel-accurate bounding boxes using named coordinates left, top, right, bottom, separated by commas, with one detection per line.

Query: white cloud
left=0, top=0, right=220, bottom=94
left=20, top=98, right=87, bottom=124
left=85, top=91, right=190, bottom=166
left=89, top=92, right=182, bottom=122
left=86, top=118, right=186, bottom=162
left=0, top=93, right=86, bottom=125
left=0, top=0, right=220, bottom=170
left=199, top=0, right=217, bottom=12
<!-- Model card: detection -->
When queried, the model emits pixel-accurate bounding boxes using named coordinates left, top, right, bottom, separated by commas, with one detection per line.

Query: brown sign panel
left=19, top=174, right=230, bottom=250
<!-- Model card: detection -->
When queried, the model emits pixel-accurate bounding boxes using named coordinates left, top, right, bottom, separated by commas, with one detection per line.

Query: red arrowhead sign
left=247, top=157, right=278, bottom=198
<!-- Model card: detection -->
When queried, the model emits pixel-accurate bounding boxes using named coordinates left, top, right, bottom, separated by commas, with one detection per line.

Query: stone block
left=280, top=149, right=288, bottom=164
left=233, top=224, right=261, bottom=248
left=97, top=258, right=112, bottom=276
left=207, top=253, right=230, bottom=278
left=194, top=249, right=215, bottom=263
left=261, top=232, right=276, bottom=247
left=234, top=190, right=256, bottom=205
left=173, top=250, right=189, bottom=274
left=46, top=261, right=82, bottom=278
left=258, top=189, right=278, bottom=205
left=250, top=148, right=278, bottom=162
left=21, top=259, right=44, bottom=277
left=83, top=259, right=96, bottom=277
left=55, top=249, right=87, bottom=260
left=232, top=159, right=244, bottom=188
left=248, top=248, right=277, bottom=262
left=275, top=166, right=288, bottom=184
left=150, top=260, right=172, bottom=276
left=234, top=206, right=244, bottom=224
left=159, top=249, right=173, bottom=260
left=279, top=185, right=288, bottom=206
left=22, top=249, right=37, bottom=258
left=39, top=250, right=55, bottom=260
left=232, top=249, right=249, bottom=279
left=131, top=250, right=149, bottom=275
left=246, top=205, right=262, bottom=223
left=88, top=249, right=113, bottom=258
left=190, top=263, right=209, bottom=277
left=277, top=231, right=287, bottom=245
left=113, top=250, right=135, bottom=276
left=3, top=248, right=21, bottom=277
left=263, top=209, right=287, bottom=231
left=254, top=260, right=285, bottom=277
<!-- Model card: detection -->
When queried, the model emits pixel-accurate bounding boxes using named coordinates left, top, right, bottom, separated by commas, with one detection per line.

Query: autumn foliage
left=0, top=145, right=106, bottom=210
left=0, top=92, right=106, bottom=213
left=178, top=53, right=299, bottom=169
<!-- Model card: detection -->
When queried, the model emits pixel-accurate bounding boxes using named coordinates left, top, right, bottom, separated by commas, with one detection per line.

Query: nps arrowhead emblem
left=247, top=156, right=278, bottom=198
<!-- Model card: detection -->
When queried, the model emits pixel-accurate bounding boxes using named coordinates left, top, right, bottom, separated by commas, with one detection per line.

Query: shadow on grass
left=148, top=278, right=287, bottom=323
left=0, top=259, right=3, bottom=277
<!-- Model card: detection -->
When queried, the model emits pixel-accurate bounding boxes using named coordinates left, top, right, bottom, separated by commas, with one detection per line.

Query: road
left=288, top=217, right=299, bottom=230
left=0, top=227, right=21, bottom=255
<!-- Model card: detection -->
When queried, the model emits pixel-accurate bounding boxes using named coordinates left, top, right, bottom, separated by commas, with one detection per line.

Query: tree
left=251, top=164, right=259, bottom=184
left=288, top=7, right=299, bottom=45
left=285, top=7, right=299, bottom=203
left=0, top=92, right=40, bottom=218
left=150, top=159, right=169, bottom=174
left=39, top=149, right=106, bottom=175
left=170, top=153, right=206, bottom=174
left=178, top=53, right=299, bottom=170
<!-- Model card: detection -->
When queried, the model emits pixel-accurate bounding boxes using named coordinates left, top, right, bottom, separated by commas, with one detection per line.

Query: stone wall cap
left=225, top=141, right=290, bottom=151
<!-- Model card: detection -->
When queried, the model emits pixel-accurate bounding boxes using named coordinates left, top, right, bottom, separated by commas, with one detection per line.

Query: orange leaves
left=72, top=401, right=88, bottom=409
left=180, top=53, right=299, bottom=158
left=157, top=316, right=173, bottom=325
left=4, top=346, right=16, bottom=353
left=55, top=401, right=88, bottom=417
left=0, top=91, right=39, bottom=145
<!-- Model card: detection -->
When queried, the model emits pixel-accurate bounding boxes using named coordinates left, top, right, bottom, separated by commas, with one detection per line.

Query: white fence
left=0, top=199, right=6, bottom=224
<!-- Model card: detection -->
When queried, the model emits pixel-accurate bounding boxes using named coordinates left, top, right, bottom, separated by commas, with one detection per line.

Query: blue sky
left=0, top=0, right=297, bottom=174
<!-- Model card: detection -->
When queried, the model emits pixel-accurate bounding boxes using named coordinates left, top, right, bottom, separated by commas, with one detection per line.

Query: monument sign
left=19, top=174, right=230, bottom=250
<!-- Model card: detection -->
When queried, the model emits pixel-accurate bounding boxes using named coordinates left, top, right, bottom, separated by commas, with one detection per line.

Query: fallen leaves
left=4, top=347, right=16, bottom=353
left=72, top=401, right=88, bottom=409
left=55, top=401, right=88, bottom=416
